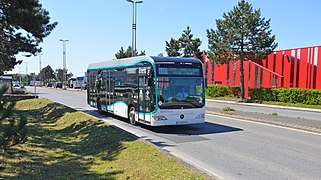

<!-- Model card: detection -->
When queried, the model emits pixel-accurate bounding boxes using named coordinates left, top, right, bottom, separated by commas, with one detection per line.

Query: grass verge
left=0, top=98, right=206, bottom=179
left=207, top=96, right=321, bottom=110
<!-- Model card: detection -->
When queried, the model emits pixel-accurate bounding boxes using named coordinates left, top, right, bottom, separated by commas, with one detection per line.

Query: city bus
left=87, top=55, right=205, bottom=126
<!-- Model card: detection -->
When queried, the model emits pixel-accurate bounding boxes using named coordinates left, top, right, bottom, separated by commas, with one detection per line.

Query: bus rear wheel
left=128, top=106, right=136, bottom=125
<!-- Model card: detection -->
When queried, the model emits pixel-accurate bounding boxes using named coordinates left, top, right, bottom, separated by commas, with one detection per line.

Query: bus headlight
left=196, top=113, right=205, bottom=119
left=153, top=115, right=167, bottom=121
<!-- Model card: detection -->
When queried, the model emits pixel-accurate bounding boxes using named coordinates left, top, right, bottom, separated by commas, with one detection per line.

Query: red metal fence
left=202, top=45, right=321, bottom=97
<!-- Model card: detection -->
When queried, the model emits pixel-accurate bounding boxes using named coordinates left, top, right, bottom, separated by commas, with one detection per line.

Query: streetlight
left=59, top=39, right=69, bottom=89
left=38, top=53, right=43, bottom=73
left=24, top=62, right=29, bottom=85
left=126, top=0, right=143, bottom=57
left=38, top=53, right=43, bottom=85
left=17, top=66, right=22, bottom=85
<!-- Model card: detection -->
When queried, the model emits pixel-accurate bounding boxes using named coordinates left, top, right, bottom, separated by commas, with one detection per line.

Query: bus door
left=138, top=69, right=151, bottom=124
left=107, top=70, right=114, bottom=113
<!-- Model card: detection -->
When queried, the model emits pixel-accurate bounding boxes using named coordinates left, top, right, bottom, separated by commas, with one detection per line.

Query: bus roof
left=87, top=55, right=203, bottom=70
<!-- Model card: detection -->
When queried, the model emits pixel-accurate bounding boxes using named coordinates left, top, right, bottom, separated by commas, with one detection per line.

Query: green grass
left=208, top=96, right=321, bottom=110
left=271, top=112, right=278, bottom=116
left=1, top=98, right=206, bottom=179
left=261, top=101, right=321, bottom=110
left=222, top=107, right=235, bottom=111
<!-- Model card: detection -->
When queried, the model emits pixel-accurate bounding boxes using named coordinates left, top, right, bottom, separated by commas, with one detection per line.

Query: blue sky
left=10, top=0, right=321, bottom=77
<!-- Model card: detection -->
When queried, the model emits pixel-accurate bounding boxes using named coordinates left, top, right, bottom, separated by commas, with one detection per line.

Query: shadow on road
left=33, top=92, right=48, bottom=95
left=81, top=109, right=243, bottom=137
left=143, top=122, right=243, bottom=135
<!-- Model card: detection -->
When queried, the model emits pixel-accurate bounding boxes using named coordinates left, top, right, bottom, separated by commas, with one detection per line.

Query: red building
left=202, top=45, right=321, bottom=97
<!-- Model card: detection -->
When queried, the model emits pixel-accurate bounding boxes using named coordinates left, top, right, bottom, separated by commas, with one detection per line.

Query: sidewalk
left=206, top=99, right=321, bottom=134
left=207, top=99, right=321, bottom=113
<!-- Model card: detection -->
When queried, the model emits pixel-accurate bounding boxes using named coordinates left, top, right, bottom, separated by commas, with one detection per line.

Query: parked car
left=46, top=83, right=53, bottom=87
left=55, top=82, right=62, bottom=88
left=81, top=83, right=87, bottom=90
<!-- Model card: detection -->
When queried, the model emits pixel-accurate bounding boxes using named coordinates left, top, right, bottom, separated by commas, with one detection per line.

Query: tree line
left=12, top=65, right=73, bottom=86
left=0, top=0, right=278, bottom=152
left=115, top=0, right=277, bottom=99
left=1, top=0, right=278, bottom=97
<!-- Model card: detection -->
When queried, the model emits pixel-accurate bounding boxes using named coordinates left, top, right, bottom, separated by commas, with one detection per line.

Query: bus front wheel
left=128, top=106, right=136, bottom=125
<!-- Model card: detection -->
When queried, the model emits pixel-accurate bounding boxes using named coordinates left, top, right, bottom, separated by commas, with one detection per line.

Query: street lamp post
left=60, top=39, right=69, bottom=89
left=126, top=0, right=143, bottom=57
left=38, top=53, right=43, bottom=85
left=17, top=67, right=22, bottom=85
left=25, top=62, right=29, bottom=85
left=38, top=53, right=43, bottom=73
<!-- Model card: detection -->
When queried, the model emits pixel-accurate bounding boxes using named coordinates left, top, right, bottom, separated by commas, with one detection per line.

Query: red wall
left=203, top=45, right=321, bottom=97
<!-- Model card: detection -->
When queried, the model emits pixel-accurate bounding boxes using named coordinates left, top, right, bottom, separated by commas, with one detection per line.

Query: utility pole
left=18, top=67, right=22, bottom=85
left=126, top=0, right=143, bottom=57
left=25, top=62, right=29, bottom=85
left=38, top=53, right=43, bottom=85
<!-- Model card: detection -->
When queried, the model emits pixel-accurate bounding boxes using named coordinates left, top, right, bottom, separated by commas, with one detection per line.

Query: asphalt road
left=27, top=87, right=321, bottom=180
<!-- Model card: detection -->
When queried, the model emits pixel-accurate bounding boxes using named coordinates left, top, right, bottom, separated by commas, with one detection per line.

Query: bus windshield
left=157, top=77, right=205, bottom=109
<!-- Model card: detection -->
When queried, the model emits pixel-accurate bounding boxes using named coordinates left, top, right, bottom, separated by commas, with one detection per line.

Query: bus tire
left=128, top=106, right=136, bottom=125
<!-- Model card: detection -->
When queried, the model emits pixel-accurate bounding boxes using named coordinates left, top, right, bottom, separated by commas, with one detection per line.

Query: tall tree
left=0, top=0, right=57, bottom=74
left=39, top=65, right=55, bottom=83
left=115, top=46, right=146, bottom=59
left=115, top=46, right=132, bottom=59
left=165, top=26, right=202, bottom=59
left=55, top=69, right=73, bottom=82
left=165, top=38, right=181, bottom=57
left=207, top=0, right=277, bottom=99
left=179, top=26, right=202, bottom=58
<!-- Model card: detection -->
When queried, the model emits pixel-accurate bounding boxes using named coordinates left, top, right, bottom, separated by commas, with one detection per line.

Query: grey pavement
left=30, top=86, right=321, bottom=133
left=206, top=99, right=321, bottom=133
left=26, top=87, right=321, bottom=179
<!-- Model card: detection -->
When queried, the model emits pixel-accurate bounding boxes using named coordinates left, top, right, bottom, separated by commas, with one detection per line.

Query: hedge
left=249, top=88, right=321, bottom=105
left=206, top=84, right=240, bottom=98
left=206, top=85, right=321, bottom=105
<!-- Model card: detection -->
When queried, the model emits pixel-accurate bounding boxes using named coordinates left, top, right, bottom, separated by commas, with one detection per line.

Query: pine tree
left=207, top=0, right=277, bottom=99
left=0, top=86, right=27, bottom=152
left=165, top=38, right=181, bottom=57
left=0, top=0, right=57, bottom=74
left=165, top=26, right=202, bottom=59
left=115, top=46, right=146, bottom=59
left=179, top=26, right=202, bottom=58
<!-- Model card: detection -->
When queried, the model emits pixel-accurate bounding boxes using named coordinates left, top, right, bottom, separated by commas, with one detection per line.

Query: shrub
left=230, top=86, right=241, bottom=97
left=222, top=107, right=235, bottom=111
left=206, top=85, right=230, bottom=97
left=0, top=86, right=28, bottom=152
left=249, top=88, right=276, bottom=101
